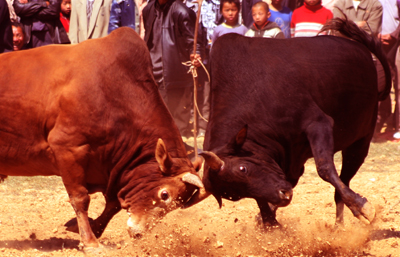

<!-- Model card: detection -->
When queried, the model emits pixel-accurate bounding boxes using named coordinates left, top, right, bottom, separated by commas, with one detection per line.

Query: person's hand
left=190, top=53, right=202, bottom=68
left=356, top=21, right=366, bottom=28
left=379, top=34, right=394, bottom=45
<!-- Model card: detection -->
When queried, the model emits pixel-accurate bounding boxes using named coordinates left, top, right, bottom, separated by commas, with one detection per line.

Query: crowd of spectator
left=0, top=0, right=399, bottom=141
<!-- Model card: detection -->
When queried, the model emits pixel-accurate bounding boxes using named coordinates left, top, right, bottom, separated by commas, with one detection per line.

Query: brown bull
left=0, top=27, right=203, bottom=250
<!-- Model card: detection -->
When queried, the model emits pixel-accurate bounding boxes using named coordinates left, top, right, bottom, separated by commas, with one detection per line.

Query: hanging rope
left=182, top=58, right=210, bottom=123
left=182, top=0, right=205, bottom=158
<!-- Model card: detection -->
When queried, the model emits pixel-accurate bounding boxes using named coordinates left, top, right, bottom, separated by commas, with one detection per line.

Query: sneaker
left=393, top=131, right=400, bottom=139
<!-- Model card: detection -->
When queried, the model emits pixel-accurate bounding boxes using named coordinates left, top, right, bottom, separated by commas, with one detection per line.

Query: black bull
left=186, top=18, right=391, bottom=227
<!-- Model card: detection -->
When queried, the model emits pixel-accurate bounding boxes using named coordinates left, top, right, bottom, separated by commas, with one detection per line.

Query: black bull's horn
left=199, top=151, right=224, bottom=171
left=183, top=151, right=225, bottom=208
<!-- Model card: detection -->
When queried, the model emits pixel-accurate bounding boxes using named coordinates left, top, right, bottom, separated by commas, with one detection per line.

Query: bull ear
left=228, top=125, right=248, bottom=151
left=155, top=138, right=173, bottom=175
left=199, top=151, right=224, bottom=171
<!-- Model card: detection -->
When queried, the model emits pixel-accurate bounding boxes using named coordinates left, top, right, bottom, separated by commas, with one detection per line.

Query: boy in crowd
left=269, top=0, right=292, bottom=38
left=290, top=0, right=332, bottom=37
left=211, top=0, right=247, bottom=45
left=245, top=1, right=284, bottom=38
left=60, top=0, right=70, bottom=33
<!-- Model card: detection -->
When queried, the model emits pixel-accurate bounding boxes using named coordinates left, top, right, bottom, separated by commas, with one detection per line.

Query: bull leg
left=306, top=117, right=375, bottom=224
left=91, top=198, right=122, bottom=237
left=335, top=137, right=372, bottom=225
left=0, top=174, right=7, bottom=182
left=66, top=197, right=122, bottom=238
left=62, top=176, right=100, bottom=249
left=256, top=200, right=280, bottom=228
left=50, top=143, right=100, bottom=249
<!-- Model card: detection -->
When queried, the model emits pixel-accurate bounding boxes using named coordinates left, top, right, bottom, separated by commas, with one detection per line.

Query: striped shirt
left=290, top=2, right=333, bottom=37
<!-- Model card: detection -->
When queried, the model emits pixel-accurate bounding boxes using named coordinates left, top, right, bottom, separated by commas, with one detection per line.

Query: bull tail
left=320, top=18, right=391, bottom=101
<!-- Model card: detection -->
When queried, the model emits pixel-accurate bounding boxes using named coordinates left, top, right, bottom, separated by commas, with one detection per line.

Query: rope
left=182, top=57, right=210, bottom=122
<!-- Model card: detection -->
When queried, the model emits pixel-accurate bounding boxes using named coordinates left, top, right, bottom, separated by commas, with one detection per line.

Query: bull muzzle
left=127, top=213, right=144, bottom=239
left=277, top=189, right=293, bottom=207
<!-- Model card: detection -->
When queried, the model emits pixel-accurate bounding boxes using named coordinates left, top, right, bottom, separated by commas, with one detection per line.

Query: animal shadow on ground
left=369, top=229, right=400, bottom=241
left=0, top=237, right=79, bottom=251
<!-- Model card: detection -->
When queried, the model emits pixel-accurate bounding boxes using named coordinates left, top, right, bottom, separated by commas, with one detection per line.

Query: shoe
left=393, top=131, right=400, bottom=139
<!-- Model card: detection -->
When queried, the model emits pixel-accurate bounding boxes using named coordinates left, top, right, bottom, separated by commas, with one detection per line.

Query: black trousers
left=376, top=41, right=400, bottom=133
left=197, top=81, right=210, bottom=131
left=159, top=85, right=193, bottom=137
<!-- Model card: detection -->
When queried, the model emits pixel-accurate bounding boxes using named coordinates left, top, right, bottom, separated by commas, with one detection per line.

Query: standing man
left=108, top=0, right=136, bottom=34
left=376, top=0, right=400, bottom=139
left=13, top=0, right=70, bottom=48
left=69, top=0, right=112, bottom=43
left=333, top=0, right=382, bottom=36
left=143, top=0, right=203, bottom=139
left=0, top=0, right=13, bottom=53
left=333, top=0, right=388, bottom=140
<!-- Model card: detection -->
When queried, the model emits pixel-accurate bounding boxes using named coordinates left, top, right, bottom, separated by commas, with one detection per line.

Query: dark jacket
left=247, top=21, right=285, bottom=38
left=0, top=0, right=13, bottom=53
left=108, top=0, right=136, bottom=34
left=143, top=0, right=203, bottom=88
left=13, top=0, right=70, bottom=46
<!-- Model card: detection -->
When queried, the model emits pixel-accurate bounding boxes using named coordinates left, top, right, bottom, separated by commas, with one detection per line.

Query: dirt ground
left=0, top=138, right=399, bottom=257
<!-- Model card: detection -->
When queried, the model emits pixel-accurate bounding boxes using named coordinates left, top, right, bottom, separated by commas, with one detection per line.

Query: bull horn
left=183, top=188, right=211, bottom=208
left=182, top=173, right=204, bottom=188
left=199, top=151, right=224, bottom=171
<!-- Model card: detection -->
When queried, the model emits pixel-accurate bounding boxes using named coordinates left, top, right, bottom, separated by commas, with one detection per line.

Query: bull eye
left=160, top=190, right=169, bottom=201
left=239, top=165, right=247, bottom=173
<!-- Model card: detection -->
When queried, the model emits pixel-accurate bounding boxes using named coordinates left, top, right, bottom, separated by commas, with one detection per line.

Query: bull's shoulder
left=81, top=27, right=147, bottom=58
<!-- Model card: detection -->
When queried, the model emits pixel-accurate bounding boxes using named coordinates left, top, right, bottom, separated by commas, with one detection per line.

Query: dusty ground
left=0, top=138, right=399, bottom=257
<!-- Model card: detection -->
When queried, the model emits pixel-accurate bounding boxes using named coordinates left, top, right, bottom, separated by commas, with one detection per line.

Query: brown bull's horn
left=183, top=188, right=211, bottom=208
left=182, top=173, right=204, bottom=188
left=199, top=151, right=224, bottom=171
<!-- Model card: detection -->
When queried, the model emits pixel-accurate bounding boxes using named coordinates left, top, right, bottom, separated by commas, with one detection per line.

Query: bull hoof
left=358, top=201, right=375, bottom=225
left=255, top=213, right=281, bottom=231
left=83, top=244, right=107, bottom=256
left=64, top=217, right=94, bottom=234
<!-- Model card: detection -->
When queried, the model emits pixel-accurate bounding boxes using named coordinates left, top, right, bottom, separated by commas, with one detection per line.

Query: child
left=290, top=0, right=333, bottom=37
left=245, top=1, right=285, bottom=38
left=211, top=0, right=247, bottom=45
left=60, top=0, right=71, bottom=33
left=269, top=0, right=292, bottom=38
